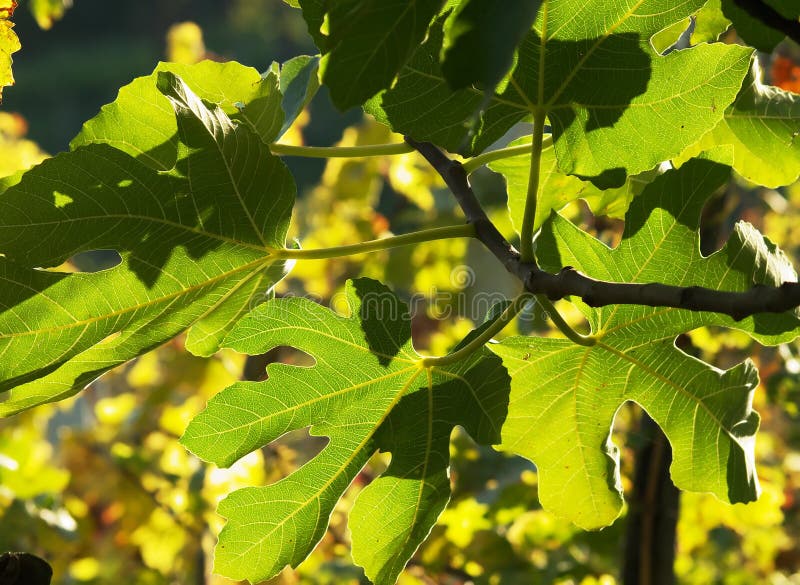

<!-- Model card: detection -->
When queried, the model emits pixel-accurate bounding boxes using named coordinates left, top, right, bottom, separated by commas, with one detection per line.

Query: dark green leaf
left=440, top=0, right=541, bottom=90
left=722, top=0, right=799, bottom=53
left=310, top=0, right=446, bottom=110
left=369, top=0, right=752, bottom=184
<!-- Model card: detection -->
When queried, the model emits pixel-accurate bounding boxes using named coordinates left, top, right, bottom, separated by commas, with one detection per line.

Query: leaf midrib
left=0, top=257, right=271, bottom=340
left=189, top=365, right=419, bottom=443
left=596, top=340, right=740, bottom=444
left=228, top=366, right=426, bottom=563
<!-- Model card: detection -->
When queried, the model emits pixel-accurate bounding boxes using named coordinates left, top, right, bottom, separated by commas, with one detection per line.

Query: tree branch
left=407, top=137, right=800, bottom=322
left=731, top=0, right=800, bottom=46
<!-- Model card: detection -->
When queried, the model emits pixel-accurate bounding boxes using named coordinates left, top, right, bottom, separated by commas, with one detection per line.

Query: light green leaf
left=368, top=0, right=752, bottom=183
left=440, top=0, right=541, bottom=90
left=181, top=278, right=509, bottom=584
left=311, top=0, right=446, bottom=110
left=0, top=0, right=20, bottom=102
left=72, top=59, right=315, bottom=169
left=488, top=137, right=656, bottom=234
left=676, top=61, right=800, bottom=188
left=0, top=72, right=294, bottom=415
left=490, top=158, right=800, bottom=529
left=651, top=0, right=732, bottom=54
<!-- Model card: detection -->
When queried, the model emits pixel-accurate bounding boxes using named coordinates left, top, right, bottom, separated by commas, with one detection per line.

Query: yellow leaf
left=166, top=21, right=206, bottom=64
left=0, top=1, right=21, bottom=102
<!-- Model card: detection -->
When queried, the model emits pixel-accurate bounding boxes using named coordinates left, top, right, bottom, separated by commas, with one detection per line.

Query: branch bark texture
left=406, top=137, right=800, bottom=322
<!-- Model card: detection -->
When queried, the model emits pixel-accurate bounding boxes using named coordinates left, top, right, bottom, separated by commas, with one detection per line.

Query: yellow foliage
left=68, top=557, right=100, bottom=582
left=0, top=0, right=20, bottom=102
left=387, top=151, right=444, bottom=211
left=29, top=0, right=71, bottom=30
left=438, top=499, right=492, bottom=548
left=131, top=507, right=188, bottom=574
left=94, top=393, right=137, bottom=427
left=0, top=112, right=47, bottom=176
left=166, top=21, right=206, bottom=64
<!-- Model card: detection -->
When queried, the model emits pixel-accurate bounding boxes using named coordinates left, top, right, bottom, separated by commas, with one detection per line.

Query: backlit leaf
left=488, top=137, right=655, bottom=234
left=368, top=0, right=752, bottom=184
left=677, top=61, right=800, bottom=188
left=182, top=278, right=509, bottom=584
left=490, top=158, right=800, bottom=529
left=0, top=72, right=294, bottom=415
left=304, top=0, right=446, bottom=110
left=0, top=0, right=19, bottom=102
left=72, top=60, right=288, bottom=170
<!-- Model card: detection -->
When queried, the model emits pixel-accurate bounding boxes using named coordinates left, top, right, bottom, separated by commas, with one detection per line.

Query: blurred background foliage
left=2, top=1, right=800, bottom=584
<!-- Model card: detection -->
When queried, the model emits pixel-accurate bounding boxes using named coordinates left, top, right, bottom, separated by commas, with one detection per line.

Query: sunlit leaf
left=677, top=61, right=800, bottom=188
left=368, top=0, right=752, bottom=184
left=0, top=0, right=20, bottom=102
left=182, top=278, right=509, bottom=584
left=72, top=60, right=288, bottom=169
left=0, top=72, right=294, bottom=415
left=491, top=158, right=800, bottom=529
left=488, top=137, right=655, bottom=234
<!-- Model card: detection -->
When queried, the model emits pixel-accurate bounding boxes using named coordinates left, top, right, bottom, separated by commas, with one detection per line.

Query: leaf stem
left=420, top=293, right=533, bottom=368
left=274, top=224, right=476, bottom=260
left=519, top=111, right=547, bottom=264
left=536, top=296, right=596, bottom=346
left=462, top=135, right=553, bottom=174
left=269, top=142, right=414, bottom=158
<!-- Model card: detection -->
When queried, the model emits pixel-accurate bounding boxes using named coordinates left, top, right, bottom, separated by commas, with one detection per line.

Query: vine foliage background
left=2, top=0, right=800, bottom=583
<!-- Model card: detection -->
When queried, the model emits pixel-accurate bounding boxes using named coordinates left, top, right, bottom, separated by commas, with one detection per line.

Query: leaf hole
left=45, top=250, right=123, bottom=274
left=266, top=427, right=328, bottom=470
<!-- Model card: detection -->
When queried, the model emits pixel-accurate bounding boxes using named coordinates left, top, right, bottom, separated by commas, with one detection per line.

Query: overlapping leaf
left=0, top=71, right=295, bottom=415
left=440, top=0, right=541, bottom=90
left=300, top=0, right=446, bottom=110
left=73, top=58, right=317, bottom=170
left=721, top=0, right=799, bottom=53
left=490, top=158, right=800, bottom=529
left=677, top=63, right=800, bottom=188
left=368, top=0, right=752, bottom=184
left=0, top=0, right=20, bottom=102
left=650, top=0, right=732, bottom=54
left=181, top=278, right=509, bottom=584
left=488, top=137, right=656, bottom=234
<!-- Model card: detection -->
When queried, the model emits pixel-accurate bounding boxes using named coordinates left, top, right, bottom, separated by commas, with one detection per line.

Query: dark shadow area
left=376, top=347, right=510, bottom=463
left=620, top=158, right=727, bottom=239
left=537, top=32, right=650, bottom=132
left=352, top=279, right=412, bottom=367
left=0, top=552, right=53, bottom=585
left=622, top=412, right=679, bottom=585
left=575, top=167, right=627, bottom=190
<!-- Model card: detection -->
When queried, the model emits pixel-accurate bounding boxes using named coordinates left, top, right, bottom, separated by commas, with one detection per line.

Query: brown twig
left=406, top=137, right=800, bottom=322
